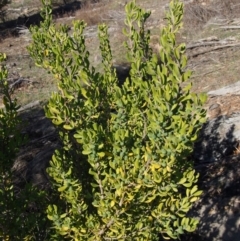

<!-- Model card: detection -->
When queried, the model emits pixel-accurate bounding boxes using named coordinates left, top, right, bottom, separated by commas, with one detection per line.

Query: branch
left=187, top=41, right=219, bottom=50
left=189, top=43, right=240, bottom=58
left=186, top=38, right=239, bottom=50
left=18, top=100, right=40, bottom=112
left=9, top=78, right=25, bottom=90
left=95, top=162, right=104, bottom=199
left=219, top=26, right=240, bottom=29
left=98, top=214, right=117, bottom=236
left=98, top=192, right=126, bottom=236
left=192, top=67, right=223, bottom=78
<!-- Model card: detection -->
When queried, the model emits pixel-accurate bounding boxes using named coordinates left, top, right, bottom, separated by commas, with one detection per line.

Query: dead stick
left=189, top=43, right=240, bottom=58
left=219, top=26, right=240, bottom=29
left=187, top=41, right=220, bottom=50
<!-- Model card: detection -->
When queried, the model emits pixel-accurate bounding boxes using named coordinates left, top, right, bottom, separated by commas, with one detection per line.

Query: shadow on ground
left=189, top=116, right=240, bottom=241
left=13, top=105, right=60, bottom=190
left=0, top=0, right=82, bottom=39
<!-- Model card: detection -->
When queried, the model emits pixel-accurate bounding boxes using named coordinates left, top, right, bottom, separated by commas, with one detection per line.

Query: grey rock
left=207, top=103, right=221, bottom=119
left=189, top=154, right=240, bottom=241
left=194, top=114, right=240, bottom=163
left=13, top=106, right=60, bottom=189
left=28, top=145, right=60, bottom=187
left=193, top=197, right=240, bottom=241
left=191, top=81, right=240, bottom=241
left=208, top=80, right=240, bottom=96
left=18, top=100, right=40, bottom=112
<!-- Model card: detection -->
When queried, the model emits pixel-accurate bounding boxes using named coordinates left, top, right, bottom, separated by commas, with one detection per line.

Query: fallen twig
left=189, top=43, right=240, bottom=58
left=18, top=100, right=40, bottom=112
left=219, top=26, right=240, bottom=29
left=187, top=41, right=220, bottom=50
left=9, top=78, right=25, bottom=90
left=187, top=39, right=237, bottom=50
left=192, top=68, right=223, bottom=78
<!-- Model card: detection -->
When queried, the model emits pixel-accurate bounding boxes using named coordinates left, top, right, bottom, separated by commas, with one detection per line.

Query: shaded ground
left=0, top=0, right=81, bottom=32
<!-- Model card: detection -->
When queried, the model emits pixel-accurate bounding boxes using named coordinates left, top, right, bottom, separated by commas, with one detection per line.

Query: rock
left=208, top=80, right=240, bottom=96
left=190, top=81, right=240, bottom=241
left=28, top=145, right=60, bottom=187
left=194, top=114, right=240, bottom=163
left=18, top=100, right=40, bottom=112
left=195, top=80, right=240, bottom=164
left=207, top=103, right=221, bottom=119
left=189, top=155, right=240, bottom=241
left=13, top=106, right=60, bottom=189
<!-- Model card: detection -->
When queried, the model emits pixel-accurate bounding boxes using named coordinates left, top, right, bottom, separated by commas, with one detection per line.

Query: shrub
left=0, top=52, right=23, bottom=240
left=0, top=53, right=51, bottom=240
left=28, top=0, right=207, bottom=240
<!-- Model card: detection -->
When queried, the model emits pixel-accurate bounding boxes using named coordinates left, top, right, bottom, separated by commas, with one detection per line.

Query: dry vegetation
left=74, top=1, right=108, bottom=26
left=181, top=0, right=240, bottom=94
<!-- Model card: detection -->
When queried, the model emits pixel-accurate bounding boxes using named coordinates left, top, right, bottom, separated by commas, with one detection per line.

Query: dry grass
left=183, top=0, right=240, bottom=40
left=184, top=2, right=218, bottom=33
left=74, top=1, right=108, bottom=26
left=180, top=0, right=240, bottom=95
left=188, top=46, right=240, bottom=92
left=215, top=0, right=240, bottom=18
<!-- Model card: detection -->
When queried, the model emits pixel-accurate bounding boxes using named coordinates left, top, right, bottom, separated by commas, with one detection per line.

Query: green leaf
left=82, top=149, right=92, bottom=155
left=63, top=124, right=74, bottom=130
left=58, top=185, right=68, bottom=192
left=97, top=152, right=105, bottom=158
left=189, top=196, right=199, bottom=202
left=53, top=118, right=64, bottom=125
left=182, top=182, right=192, bottom=188
left=60, top=213, right=67, bottom=219
left=190, top=185, right=198, bottom=196
left=193, top=190, right=202, bottom=197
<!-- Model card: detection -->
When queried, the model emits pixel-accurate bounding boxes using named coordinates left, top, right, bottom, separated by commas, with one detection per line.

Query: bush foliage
left=13, top=0, right=208, bottom=240
left=0, top=53, right=25, bottom=240
left=0, top=54, right=52, bottom=241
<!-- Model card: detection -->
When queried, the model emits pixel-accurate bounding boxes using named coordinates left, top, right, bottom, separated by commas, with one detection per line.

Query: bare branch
left=189, top=43, right=240, bottom=58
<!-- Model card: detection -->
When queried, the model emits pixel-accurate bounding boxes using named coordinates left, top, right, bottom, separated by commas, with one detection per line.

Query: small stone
left=208, top=103, right=221, bottom=119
